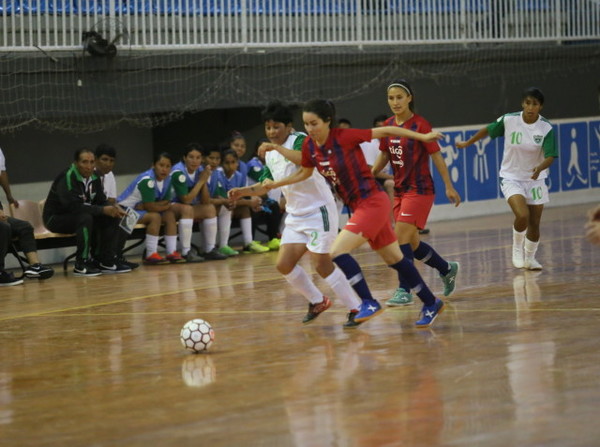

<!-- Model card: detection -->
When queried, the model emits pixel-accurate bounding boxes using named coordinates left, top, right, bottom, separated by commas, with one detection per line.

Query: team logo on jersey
left=178, top=174, right=186, bottom=183
left=147, top=179, right=155, bottom=188
left=533, top=135, right=543, bottom=144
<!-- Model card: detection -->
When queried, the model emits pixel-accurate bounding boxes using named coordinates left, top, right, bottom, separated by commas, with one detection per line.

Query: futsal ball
left=180, top=319, right=214, bottom=353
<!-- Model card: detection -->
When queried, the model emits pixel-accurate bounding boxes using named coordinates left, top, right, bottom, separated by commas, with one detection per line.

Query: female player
left=262, top=99, right=446, bottom=328
left=118, top=152, right=193, bottom=264
left=373, top=79, right=461, bottom=307
left=456, top=87, right=557, bottom=270
left=170, top=143, right=227, bottom=261
left=229, top=101, right=363, bottom=327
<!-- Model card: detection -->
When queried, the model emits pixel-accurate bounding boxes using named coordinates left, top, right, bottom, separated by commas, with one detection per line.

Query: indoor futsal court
left=1, top=202, right=598, bottom=446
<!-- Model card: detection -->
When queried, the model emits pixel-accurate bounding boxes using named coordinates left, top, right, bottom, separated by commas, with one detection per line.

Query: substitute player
left=456, top=87, right=557, bottom=270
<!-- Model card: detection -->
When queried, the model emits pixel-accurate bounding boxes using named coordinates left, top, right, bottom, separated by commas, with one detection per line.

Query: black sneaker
left=24, top=263, right=55, bottom=280
left=202, top=248, right=227, bottom=261
left=0, top=270, right=24, bottom=287
left=100, top=262, right=132, bottom=274
left=343, top=310, right=362, bottom=329
left=73, top=260, right=102, bottom=277
left=302, top=296, right=332, bottom=323
left=117, top=257, right=140, bottom=270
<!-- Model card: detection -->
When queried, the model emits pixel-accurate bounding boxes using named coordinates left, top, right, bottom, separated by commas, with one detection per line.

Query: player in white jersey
left=457, top=87, right=558, bottom=270
left=229, top=101, right=363, bottom=328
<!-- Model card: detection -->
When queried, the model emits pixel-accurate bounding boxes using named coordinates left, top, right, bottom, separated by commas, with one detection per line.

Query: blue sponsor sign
left=589, top=120, right=600, bottom=188
left=462, top=130, right=500, bottom=201
left=432, top=131, right=465, bottom=205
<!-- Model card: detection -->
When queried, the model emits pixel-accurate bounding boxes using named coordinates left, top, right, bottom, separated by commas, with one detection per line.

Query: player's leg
left=140, top=211, right=169, bottom=265
left=504, top=180, right=530, bottom=268
left=524, top=204, right=544, bottom=270
left=235, top=205, right=269, bottom=254
left=193, top=203, right=226, bottom=260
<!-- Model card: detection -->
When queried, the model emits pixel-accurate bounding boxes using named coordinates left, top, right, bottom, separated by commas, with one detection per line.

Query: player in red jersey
left=374, top=79, right=461, bottom=307
left=263, top=99, right=446, bottom=328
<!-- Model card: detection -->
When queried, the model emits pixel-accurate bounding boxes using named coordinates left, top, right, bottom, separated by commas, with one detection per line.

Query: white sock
left=218, top=207, right=232, bottom=247
left=203, top=217, right=218, bottom=252
left=324, top=267, right=362, bottom=311
left=283, top=265, right=323, bottom=304
left=240, top=217, right=253, bottom=246
left=513, top=228, right=526, bottom=251
left=165, top=235, right=178, bottom=254
left=524, top=238, right=539, bottom=259
left=178, top=218, right=193, bottom=255
left=145, top=234, right=159, bottom=255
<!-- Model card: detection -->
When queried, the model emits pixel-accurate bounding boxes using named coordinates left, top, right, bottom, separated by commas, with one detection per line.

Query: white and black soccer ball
left=180, top=318, right=214, bottom=353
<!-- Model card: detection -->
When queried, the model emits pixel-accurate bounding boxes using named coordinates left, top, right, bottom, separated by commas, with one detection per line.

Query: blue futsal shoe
left=354, top=299, right=384, bottom=324
left=415, top=298, right=445, bottom=328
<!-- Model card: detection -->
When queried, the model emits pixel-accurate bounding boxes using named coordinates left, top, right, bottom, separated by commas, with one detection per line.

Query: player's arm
left=259, top=142, right=303, bottom=165
left=0, top=170, right=17, bottom=207
left=372, top=151, right=391, bottom=176
left=373, top=126, right=443, bottom=143
left=229, top=183, right=269, bottom=201
left=263, top=166, right=314, bottom=190
left=531, top=156, right=555, bottom=180
left=456, top=127, right=489, bottom=149
left=431, top=151, right=461, bottom=207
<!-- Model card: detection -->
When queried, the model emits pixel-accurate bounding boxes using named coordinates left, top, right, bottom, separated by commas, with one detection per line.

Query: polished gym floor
left=1, top=203, right=599, bottom=447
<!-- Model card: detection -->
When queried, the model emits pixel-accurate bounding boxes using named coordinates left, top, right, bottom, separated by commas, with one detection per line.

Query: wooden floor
left=1, top=203, right=599, bottom=447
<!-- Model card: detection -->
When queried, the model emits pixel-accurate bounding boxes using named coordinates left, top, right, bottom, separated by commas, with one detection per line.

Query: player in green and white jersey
left=457, top=87, right=558, bottom=270
left=229, top=101, right=362, bottom=327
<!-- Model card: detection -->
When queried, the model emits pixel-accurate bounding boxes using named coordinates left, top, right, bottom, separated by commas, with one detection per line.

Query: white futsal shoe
left=512, top=245, right=525, bottom=269
left=524, top=257, right=543, bottom=270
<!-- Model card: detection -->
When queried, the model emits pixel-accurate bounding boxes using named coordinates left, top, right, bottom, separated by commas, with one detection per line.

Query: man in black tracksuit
left=43, top=148, right=129, bottom=276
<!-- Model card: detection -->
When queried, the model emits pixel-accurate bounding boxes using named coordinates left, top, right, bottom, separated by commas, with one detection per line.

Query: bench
left=8, top=200, right=146, bottom=273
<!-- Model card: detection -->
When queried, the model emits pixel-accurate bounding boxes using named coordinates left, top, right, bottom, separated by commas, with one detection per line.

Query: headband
left=387, top=82, right=412, bottom=96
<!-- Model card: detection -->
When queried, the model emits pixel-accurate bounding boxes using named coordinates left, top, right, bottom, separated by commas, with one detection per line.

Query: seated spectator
left=43, top=148, right=130, bottom=276
left=0, top=147, right=54, bottom=285
left=94, top=143, right=139, bottom=269
left=204, top=147, right=268, bottom=255
left=170, top=143, right=226, bottom=261
left=118, top=152, right=194, bottom=265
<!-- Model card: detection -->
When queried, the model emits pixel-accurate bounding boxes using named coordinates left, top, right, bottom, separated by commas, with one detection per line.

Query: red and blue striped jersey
left=379, top=114, right=439, bottom=195
left=301, top=128, right=382, bottom=208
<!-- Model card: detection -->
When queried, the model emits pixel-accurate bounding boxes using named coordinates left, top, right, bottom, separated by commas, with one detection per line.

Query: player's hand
left=446, top=187, right=461, bottom=207
left=7, top=195, right=18, bottom=208
left=104, top=205, right=126, bottom=218
left=585, top=205, right=600, bottom=245
left=228, top=188, right=243, bottom=201
left=423, top=131, right=444, bottom=142
left=262, top=178, right=276, bottom=191
left=531, top=166, right=542, bottom=180
left=258, top=142, right=278, bottom=159
left=199, top=165, right=212, bottom=181
left=455, top=140, right=469, bottom=149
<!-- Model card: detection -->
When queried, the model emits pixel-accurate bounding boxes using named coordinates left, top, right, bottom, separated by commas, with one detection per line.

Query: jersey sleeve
left=542, top=126, right=559, bottom=158
left=486, top=115, right=506, bottom=139
left=138, top=178, right=157, bottom=202
left=171, top=171, right=189, bottom=197
left=341, top=128, right=372, bottom=147
left=292, top=133, right=306, bottom=150
left=258, top=165, right=274, bottom=182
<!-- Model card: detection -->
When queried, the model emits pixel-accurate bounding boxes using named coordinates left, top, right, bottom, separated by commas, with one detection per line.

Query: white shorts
left=281, top=202, right=339, bottom=254
left=500, top=178, right=549, bottom=205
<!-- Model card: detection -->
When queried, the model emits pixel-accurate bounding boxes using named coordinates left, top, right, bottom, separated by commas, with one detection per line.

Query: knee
left=276, top=260, right=294, bottom=276
left=78, top=213, right=93, bottom=228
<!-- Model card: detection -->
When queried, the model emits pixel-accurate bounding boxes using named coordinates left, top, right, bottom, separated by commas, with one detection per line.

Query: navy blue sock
left=389, top=258, right=436, bottom=306
left=413, top=241, right=450, bottom=276
left=398, top=243, right=414, bottom=291
left=332, top=253, right=374, bottom=302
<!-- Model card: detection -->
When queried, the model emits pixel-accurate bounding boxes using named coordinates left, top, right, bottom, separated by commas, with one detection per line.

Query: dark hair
left=261, top=100, right=294, bottom=125
left=74, top=147, right=94, bottom=161
left=229, top=131, right=245, bottom=144
left=372, top=114, right=388, bottom=126
left=95, top=143, right=116, bottom=159
left=303, top=99, right=336, bottom=128
left=183, top=142, right=204, bottom=158
left=203, top=145, right=221, bottom=158
left=522, top=87, right=545, bottom=105
left=387, top=79, right=415, bottom=112
left=222, top=149, right=239, bottom=161
left=338, top=118, right=351, bottom=127
left=153, top=152, right=173, bottom=165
